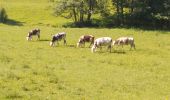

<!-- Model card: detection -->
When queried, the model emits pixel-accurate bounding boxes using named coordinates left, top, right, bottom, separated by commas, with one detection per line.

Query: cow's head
left=112, top=40, right=116, bottom=45
left=91, top=42, right=97, bottom=53
left=112, top=40, right=119, bottom=46
left=26, top=33, right=32, bottom=41
left=50, top=41, right=53, bottom=46
left=77, top=39, right=84, bottom=47
left=91, top=45, right=96, bottom=53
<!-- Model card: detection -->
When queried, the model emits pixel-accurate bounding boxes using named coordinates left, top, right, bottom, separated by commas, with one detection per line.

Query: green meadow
left=0, top=0, right=170, bottom=100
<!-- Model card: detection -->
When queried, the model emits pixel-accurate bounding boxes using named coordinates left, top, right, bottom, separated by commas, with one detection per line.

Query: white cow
left=112, top=37, right=135, bottom=50
left=50, top=32, right=67, bottom=47
left=91, top=37, right=112, bottom=53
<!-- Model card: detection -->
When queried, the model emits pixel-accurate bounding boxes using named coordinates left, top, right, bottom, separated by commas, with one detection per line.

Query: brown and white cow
left=91, top=37, right=112, bottom=53
left=112, top=37, right=135, bottom=50
left=77, top=35, right=94, bottom=48
left=50, top=32, right=67, bottom=47
left=26, top=28, right=40, bottom=41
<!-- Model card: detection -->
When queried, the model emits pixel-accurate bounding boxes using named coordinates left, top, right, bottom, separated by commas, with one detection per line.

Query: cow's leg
left=99, top=45, right=102, bottom=51
left=50, top=41, right=53, bottom=47
left=108, top=45, right=112, bottom=53
left=64, top=39, right=67, bottom=45
left=56, top=41, right=59, bottom=46
left=121, top=44, right=124, bottom=52
left=130, top=43, right=135, bottom=50
left=134, top=44, right=136, bottom=50
left=52, top=42, right=56, bottom=47
left=130, top=44, right=132, bottom=50
left=117, top=42, right=122, bottom=51
left=26, top=37, right=30, bottom=41
left=129, top=42, right=132, bottom=50
left=91, top=45, right=96, bottom=53
left=79, top=44, right=81, bottom=48
left=114, top=44, right=119, bottom=52
left=81, top=41, right=85, bottom=47
left=89, top=42, right=93, bottom=48
left=37, top=34, right=40, bottom=40
left=132, top=43, right=136, bottom=50
left=30, top=36, right=32, bottom=41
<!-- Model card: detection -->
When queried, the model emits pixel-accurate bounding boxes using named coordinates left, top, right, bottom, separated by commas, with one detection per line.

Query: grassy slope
left=0, top=0, right=72, bottom=27
left=0, top=0, right=170, bottom=100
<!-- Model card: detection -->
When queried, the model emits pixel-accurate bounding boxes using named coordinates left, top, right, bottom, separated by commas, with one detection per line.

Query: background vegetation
left=53, top=0, right=170, bottom=29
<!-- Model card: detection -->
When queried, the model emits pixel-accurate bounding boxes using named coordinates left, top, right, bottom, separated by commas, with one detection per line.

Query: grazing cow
left=112, top=37, right=135, bottom=50
left=50, top=32, right=67, bottom=47
left=77, top=35, right=95, bottom=48
left=26, top=28, right=40, bottom=41
left=91, top=37, right=112, bottom=53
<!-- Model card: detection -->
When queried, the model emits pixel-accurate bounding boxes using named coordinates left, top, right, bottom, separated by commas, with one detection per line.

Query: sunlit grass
left=0, top=25, right=170, bottom=99
left=0, top=0, right=170, bottom=99
left=0, top=0, right=72, bottom=26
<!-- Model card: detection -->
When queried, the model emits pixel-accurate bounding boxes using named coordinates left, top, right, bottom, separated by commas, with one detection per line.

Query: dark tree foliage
left=111, top=0, right=170, bottom=29
left=54, top=0, right=109, bottom=27
left=0, top=7, right=8, bottom=23
left=53, top=0, right=170, bottom=29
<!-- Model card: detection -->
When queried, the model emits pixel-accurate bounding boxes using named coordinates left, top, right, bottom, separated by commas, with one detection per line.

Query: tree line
left=53, top=0, right=170, bottom=29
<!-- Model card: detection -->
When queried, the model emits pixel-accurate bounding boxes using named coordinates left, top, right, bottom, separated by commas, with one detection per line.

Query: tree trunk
left=131, top=0, right=134, bottom=13
left=120, top=0, right=124, bottom=25
left=80, top=1, right=84, bottom=22
left=114, top=0, right=120, bottom=25
left=87, top=0, right=93, bottom=21
left=72, top=7, right=77, bottom=23
left=80, top=10, right=84, bottom=22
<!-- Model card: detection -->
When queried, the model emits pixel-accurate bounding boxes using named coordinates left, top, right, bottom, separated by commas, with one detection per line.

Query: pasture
left=0, top=0, right=170, bottom=99
left=0, top=26, right=170, bottom=99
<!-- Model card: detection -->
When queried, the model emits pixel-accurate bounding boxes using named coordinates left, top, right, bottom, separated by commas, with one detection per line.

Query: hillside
left=0, top=0, right=72, bottom=27
left=0, top=0, right=170, bottom=100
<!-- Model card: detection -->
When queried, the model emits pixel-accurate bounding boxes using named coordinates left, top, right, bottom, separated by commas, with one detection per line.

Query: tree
left=111, top=0, right=170, bottom=28
left=112, top=0, right=126, bottom=25
left=0, top=7, right=8, bottom=23
left=54, top=0, right=111, bottom=25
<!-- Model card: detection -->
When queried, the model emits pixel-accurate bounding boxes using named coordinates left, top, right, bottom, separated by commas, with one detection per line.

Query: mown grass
left=0, top=0, right=170, bottom=99
left=0, top=25, right=170, bottom=100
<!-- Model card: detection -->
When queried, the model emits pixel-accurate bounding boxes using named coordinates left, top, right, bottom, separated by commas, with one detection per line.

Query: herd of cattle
left=26, top=28, right=136, bottom=53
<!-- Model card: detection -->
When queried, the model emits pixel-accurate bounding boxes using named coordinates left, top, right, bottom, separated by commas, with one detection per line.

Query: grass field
left=0, top=0, right=170, bottom=100
left=0, top=0, right=72, bottom=27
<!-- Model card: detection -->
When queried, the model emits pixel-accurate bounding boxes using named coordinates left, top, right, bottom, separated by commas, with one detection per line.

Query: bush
left=0, top=7, right=8, bottom=23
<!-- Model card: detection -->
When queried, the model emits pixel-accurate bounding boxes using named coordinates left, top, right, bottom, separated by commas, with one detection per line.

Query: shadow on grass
left=4, top=19, right=25, bottom=26
left=67, top=44, right=76, bottom=48
left=77, top=46, right=92, bottom=48
left=112, top=50, right=126, bottom=54
left=39, top=39, right=50, bottom=42
left=93, top=50, right=126, bottom=54
left=48, top=44, right=76, bottom=48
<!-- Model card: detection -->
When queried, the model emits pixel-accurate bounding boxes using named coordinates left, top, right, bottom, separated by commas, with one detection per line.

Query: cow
left=112, top=37, right=135, bottom=50
left=77, top=35, right=95, bottom=48
left=91, top=37, right=112, bottom=53
left=50, top=32, right=67, bottom=47
left=26, top=28, right=40, bottom=41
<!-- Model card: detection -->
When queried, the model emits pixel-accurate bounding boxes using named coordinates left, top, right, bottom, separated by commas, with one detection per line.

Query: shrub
left=0, top=7, right=8, bottom=23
